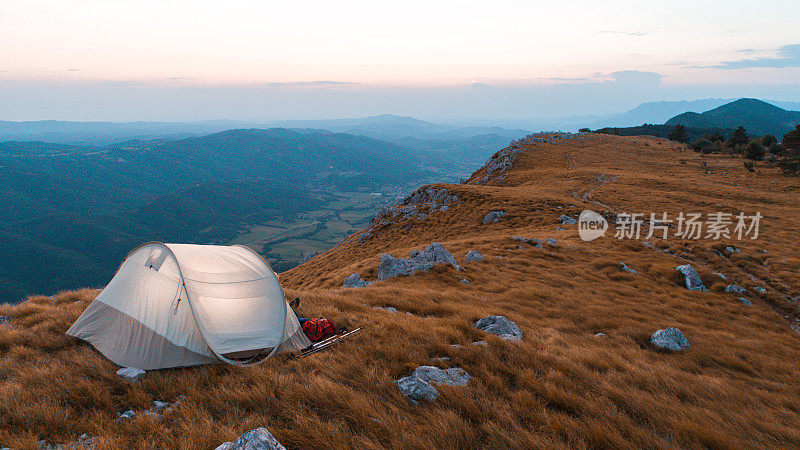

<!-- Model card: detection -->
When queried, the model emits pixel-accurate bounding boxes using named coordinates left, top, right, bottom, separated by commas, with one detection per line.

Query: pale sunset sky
left=1, top=0, right=799, bottom=121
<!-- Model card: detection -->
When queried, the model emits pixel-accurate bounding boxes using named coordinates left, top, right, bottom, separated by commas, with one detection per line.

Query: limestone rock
left=396, top=366, right=472, bottom=402
left=215, top=428, right=286, bottom=450
left=474, top=315, right=523, bottom=341
left=558, top=214, right=576, bottom=224
left=117, top=410, right=136, bottom=420
left=377, top=243, right=460, bottom=281
left=725, top=284, right=747, bottom=294
left=513, top=236, right=543, bottom=248
left=651, top=327, right=690, bottom=351
left=116, top=367, right=146, bottom=382
left=676, top=265, right=707, bottom=291
left=412, top=366, right=471, bottom=387
left=464, top=251, right=484, bottom=262
left=342, top=273, right=369, bottom=288
left=482, top=210, right=506, bottom=224
left=396, top=375, right=440, bottom=402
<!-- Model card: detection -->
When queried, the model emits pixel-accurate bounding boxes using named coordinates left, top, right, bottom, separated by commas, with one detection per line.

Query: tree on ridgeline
left=727, top=126, right=748, bottom=151
left=779, top=125, right=800, bottom=175
left=690, top=138, right=715, bottom=154
left=783, top=124, right=800, bottom=154
left=667, top=124, right=688, bottom=143
left=745, top=141, right=765, bottom=160
left=760, top=134, right=777, bottom=147
left=709, top=131, right=725, bottom=143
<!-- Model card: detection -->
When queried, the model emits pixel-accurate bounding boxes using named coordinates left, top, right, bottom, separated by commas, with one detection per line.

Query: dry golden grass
left=2, top=134, right=800, bottom=449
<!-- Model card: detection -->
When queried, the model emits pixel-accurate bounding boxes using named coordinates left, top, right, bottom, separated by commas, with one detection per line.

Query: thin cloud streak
left=710, top=44, right=800, bottom=69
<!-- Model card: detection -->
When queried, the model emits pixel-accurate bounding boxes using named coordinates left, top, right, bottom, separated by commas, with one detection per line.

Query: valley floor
left=1, top=134, right=799, bottom=449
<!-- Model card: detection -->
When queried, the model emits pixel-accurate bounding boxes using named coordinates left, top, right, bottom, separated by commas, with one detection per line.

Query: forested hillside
left=0, top=129, right=439, bottom=302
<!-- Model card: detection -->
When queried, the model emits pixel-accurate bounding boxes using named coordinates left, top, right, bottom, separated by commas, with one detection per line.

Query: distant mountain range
left=595, top=98, right=800, bottom=140
left=665, top=98, right=800, bottom=137
left=588, top=99, right=800, bottom=130
left=0, top=114, right=529, bottom=146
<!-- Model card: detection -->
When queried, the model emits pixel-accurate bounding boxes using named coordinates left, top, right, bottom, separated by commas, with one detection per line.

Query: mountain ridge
left=665, top=98, right=800, bottom=136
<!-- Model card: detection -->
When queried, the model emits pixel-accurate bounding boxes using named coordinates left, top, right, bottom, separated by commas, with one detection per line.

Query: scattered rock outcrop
left=215, top=427, right=286, bottom=450
left=513, top=236, right=543, bottom=248
left=357, top=187, right=459, bottom=242
left=651, top=327, right=690, bottom=351
left=620, top=263, right=637, bottom=274
left=396, top=366, right=471, bottom=402
left=753, top=286, right=767, bottom=293
left=116, top=367, right=146, bottom=382
left=117, top=409, right=137, bottom=421
left=475, top=147, right=525, bottom=183
left=117, top=397, right=184, bottom=422
left=403, top=187, right=459, bottom=210
left=474, top=315, right=523, bottom=341
left=739, top=297, right=752, bottom=305
left=396, top=375, right=439, bottom=402
left=0, top=315, right=8, bottom=325
left=377, top=243, right=460, bottom=281
left=342, top=273, right=369, bottom=288
left=467, top=133, right=586, bottom=185
left=558, top=214, right=576, bottom=224
left=482, top=210, right=506, bottom=224
left=725, top=284, right=747, bottom=294
left=464, top=251, right=484, bottom=262
left=676, top=265, right=707, bottom=291
left=37, top=433, right=94, bottom=450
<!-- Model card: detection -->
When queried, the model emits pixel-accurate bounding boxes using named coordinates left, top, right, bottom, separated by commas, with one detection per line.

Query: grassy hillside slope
left=1, top=134, right=800, bottom=448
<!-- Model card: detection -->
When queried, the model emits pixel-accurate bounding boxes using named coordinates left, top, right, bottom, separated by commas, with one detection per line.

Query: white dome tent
left=67, top=243, right=311, bottom=369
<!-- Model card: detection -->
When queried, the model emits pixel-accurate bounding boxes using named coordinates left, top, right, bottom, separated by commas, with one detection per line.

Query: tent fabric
left=67, top=242, right=311, bottom=369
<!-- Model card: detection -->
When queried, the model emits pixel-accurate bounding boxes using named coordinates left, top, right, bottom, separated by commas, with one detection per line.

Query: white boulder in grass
left=725, top=284, right=747, bottom=294
left=377, top=243, right=460, bottom=280
left=558, top=214, right=576, bottom=224
left=676, top=265, right=707, bottom=291
left=651, top=327, right=690, bottom=352
left=215, top=428, right=286, bottom=450
left=464, top=251, right=484, bottom=262
left=396, top=375, right=440, bottom=402
left=482, top=210, right=506, bottom=224
left=342, top=272, right=369, bottom=288
left=116, top=367, right=146, bottom=382
left=474, top=315, right=523, bottom=341
left=396, top=366, right=471, bottom=402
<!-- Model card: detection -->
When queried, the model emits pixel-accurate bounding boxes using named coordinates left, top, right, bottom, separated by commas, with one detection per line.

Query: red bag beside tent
left=302, top=318, right=337, bottom=342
